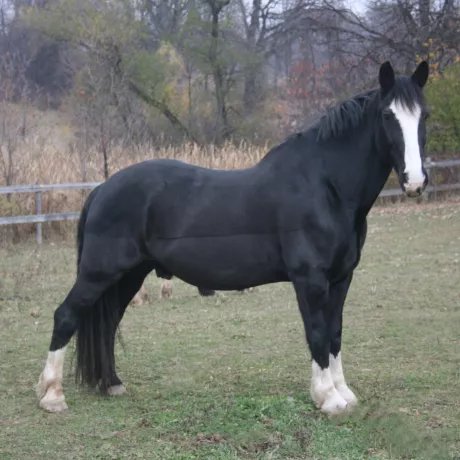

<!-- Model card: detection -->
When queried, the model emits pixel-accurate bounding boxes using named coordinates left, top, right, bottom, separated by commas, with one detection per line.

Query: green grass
left=1, top=203, right=459, bottom=459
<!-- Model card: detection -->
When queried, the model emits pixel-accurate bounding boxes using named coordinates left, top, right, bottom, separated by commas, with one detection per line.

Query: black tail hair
left=75, top=281, right=122, bottom=391
left=74, top=184, right=122, bottom=391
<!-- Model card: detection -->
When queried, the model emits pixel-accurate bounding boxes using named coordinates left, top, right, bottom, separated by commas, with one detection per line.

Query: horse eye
left=382, top=110, right=392, bottom=120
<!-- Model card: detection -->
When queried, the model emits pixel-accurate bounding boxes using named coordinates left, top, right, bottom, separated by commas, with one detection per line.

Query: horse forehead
left=388, top=99, right=422, bottom=125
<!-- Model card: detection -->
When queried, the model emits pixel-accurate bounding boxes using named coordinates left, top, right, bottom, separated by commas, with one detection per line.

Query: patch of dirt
left=195, top=433, right=225, bottom=445
left=293, top=428, right=310, bottom=449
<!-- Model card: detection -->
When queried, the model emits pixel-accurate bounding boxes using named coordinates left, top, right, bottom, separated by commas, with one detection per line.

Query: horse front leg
left=292, top=272, right=349, bottom=416
left=329, top=274, right=358, bottom=408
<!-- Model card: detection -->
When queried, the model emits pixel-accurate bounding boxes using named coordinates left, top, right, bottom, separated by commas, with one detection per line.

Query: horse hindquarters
left=36, top=227, right=149, bottom=412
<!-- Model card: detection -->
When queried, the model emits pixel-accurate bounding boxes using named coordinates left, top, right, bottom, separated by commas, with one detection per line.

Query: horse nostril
left=416, top=186, right=422, bottom=195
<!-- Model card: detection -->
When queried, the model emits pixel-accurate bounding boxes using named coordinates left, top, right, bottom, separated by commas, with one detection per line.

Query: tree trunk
left=419, top=0, right=430, bottom=42
left=128, top=81, right=199, bottom=145
left=243, top=0, right=261, bottom=114
left=205, top=0, right=231, bottom=144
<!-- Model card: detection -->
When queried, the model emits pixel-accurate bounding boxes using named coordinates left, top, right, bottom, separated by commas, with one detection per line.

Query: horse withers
left=36, top=60, right=430, bottom=416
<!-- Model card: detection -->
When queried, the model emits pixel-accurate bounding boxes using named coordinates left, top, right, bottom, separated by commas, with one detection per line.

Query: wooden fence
left=1, top=159, right=459, bottom=244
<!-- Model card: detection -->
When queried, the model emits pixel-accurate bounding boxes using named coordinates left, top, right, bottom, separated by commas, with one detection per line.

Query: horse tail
left=75, top=279, right=121, bottom=391
left=77, top=185, right=101, bottom=271
left=75, top=183, right=120, bottom=391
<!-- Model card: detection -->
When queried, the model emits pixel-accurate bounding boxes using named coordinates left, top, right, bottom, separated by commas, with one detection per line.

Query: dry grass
left=0, top=136, right=268, bottom=241
left=3, top=140, right=267, bottom=186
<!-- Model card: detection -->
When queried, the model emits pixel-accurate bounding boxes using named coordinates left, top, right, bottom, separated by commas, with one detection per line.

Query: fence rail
left=1, top=159, right=460, bottom=244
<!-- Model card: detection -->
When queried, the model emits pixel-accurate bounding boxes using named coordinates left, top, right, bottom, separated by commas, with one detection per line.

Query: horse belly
left=149, top=233, right=285, bottom=290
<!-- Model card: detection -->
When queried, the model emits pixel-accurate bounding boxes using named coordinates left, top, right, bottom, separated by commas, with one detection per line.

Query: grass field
left=0, top=202, right=459, bottom=460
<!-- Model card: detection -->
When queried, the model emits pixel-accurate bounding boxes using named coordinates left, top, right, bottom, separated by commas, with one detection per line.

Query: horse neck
left=322, top=124, right=392, bottom=217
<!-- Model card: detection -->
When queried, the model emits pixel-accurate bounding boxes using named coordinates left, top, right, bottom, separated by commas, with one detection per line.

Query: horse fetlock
left=310, top=378, right=336, bottom=408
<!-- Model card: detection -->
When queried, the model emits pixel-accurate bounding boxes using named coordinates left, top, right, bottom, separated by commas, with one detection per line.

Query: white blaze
left=389, top=100, right=425, bottom=192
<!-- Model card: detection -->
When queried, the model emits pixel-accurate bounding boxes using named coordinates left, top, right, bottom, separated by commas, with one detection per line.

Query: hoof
left=107, top=384, right=127, bottom=396
left=39, top=388, right=68, bottom=413
left=40, top=398, right=68, bottom=413
left=319, top=388, right=349, bottom=416
left=336, top=384, right=358, bottom=408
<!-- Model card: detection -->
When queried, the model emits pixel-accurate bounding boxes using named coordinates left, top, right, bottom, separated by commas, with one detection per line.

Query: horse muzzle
left=402, top=173, right=428, bottom=198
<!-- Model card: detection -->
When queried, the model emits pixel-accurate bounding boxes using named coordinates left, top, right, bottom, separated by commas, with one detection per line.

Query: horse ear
left=411, top=60, right=429, bottom=88
left=379, top=61, right=395, bottom=95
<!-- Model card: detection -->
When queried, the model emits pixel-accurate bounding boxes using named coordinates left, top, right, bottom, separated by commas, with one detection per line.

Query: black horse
left=37, top=60, right=430, bottom=415
left=81, top=184, right=217, bottom=302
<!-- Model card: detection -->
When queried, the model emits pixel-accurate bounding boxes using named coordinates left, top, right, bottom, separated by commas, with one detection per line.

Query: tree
left=425, top=61, right=460, bottom=156
left=24, top=0, right=198, bottom=146
left=202, top=0, right=231, bottom=143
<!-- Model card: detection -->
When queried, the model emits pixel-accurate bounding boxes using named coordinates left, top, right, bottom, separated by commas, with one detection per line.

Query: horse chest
left=280, top=212, right=359, bottom=281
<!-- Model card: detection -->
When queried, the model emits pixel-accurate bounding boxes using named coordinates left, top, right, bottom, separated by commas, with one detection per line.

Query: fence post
left=423, top=157, right=433, bottom=203
left=35, top=190, right=42, bottom=244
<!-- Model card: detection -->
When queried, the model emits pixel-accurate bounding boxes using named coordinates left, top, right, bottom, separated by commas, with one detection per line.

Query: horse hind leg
left=160, top=278, right=173, bottom=299
left=36, top=347, right=67, bottom=413
left=104, top=261, right=155, bottom=396
left=130, top=282, right=149, bottom=307
left=161, top=280, right=216, bottom=298
left=36, top=269, right=120, bottom=413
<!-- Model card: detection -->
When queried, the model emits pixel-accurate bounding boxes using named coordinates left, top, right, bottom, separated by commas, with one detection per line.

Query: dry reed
left=0, top=138, right=268, bottom=242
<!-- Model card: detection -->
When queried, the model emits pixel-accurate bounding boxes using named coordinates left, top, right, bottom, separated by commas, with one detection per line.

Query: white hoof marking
left=320, top=388, right=349, bottom=416
left=37, top=348, right=68, bottom=412
left=330, top=352, right=358, bottom=408
left=39, top=387, right=68, bottom=413
left=107, top=384, right=127, bottom=396
left=311, top=360, right=349, bottom=416
left=335, top=383, right=358, bottom=407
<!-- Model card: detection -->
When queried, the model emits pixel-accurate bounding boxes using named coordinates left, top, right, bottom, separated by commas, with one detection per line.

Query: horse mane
left=316, top=91, right=375, bottom=141
left=316, top=75, right=426, bottom=142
